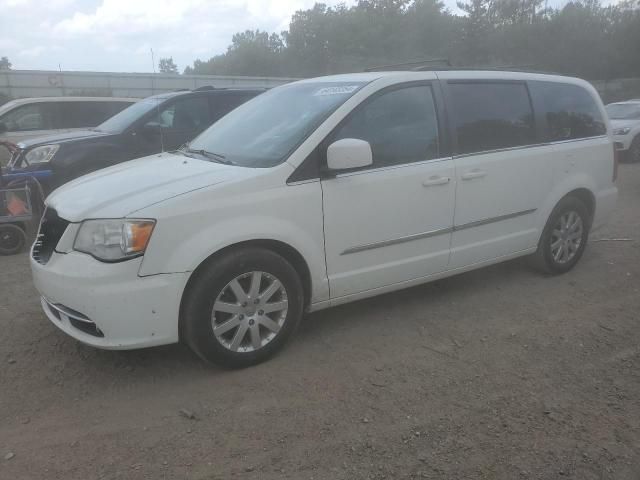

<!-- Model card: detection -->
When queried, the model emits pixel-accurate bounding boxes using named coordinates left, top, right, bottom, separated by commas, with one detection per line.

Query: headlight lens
left=613, top=127, right=631, bottom=135
left=74, top=219, right=156, bottom=262
left=25, top=144, right=59, bottom=164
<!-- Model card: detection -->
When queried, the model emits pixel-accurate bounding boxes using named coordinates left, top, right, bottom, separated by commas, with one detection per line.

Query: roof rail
left=193, top=85, right=216, bottom=91
left=365, top=58, right=451, bottom=72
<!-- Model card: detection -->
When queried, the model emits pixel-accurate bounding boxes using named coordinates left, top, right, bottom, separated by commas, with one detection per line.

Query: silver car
left=0, top=96, right=137, bottom=166
left=606, top=100, right=640, bottom=163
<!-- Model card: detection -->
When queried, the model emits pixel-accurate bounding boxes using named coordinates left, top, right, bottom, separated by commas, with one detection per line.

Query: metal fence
left=0, top=70, right=298, bottom=101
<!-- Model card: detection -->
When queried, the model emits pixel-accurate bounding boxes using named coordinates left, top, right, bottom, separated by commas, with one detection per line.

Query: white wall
left=0, top=70, right=298, bottom=100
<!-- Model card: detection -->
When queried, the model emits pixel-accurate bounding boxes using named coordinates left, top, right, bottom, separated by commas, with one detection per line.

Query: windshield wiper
left=182, top=147, right=234, bottom=165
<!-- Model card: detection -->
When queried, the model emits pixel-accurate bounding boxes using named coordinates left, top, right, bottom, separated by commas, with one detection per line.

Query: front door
left=321, top=83, right=455, bottom=299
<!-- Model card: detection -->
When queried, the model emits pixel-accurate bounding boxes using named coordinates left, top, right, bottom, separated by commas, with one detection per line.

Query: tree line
left=183, top=0, right=640, bottom=80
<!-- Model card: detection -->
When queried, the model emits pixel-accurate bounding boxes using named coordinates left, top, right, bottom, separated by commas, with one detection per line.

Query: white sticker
left=313, top=85, right=359, bottom=96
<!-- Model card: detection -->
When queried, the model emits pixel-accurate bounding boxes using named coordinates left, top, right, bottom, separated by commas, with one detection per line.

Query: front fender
left=137, top=179, right=329, bottom=304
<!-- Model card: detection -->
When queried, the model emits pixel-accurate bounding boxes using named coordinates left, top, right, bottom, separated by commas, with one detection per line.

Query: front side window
left=330, top=84, right=440, bottom=167
left=188, top=81, right=366, bottom=168
left=448, top=82, right=535, bottom=155
left=534, top=82, right=606, bottom=141
left=0, top=103, right=54, bottom=131
left=145, top=96, right=210, bottom=131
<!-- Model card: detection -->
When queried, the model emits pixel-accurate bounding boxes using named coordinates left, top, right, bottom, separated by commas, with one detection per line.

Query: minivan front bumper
left=31, top=251, right=188, bottom=349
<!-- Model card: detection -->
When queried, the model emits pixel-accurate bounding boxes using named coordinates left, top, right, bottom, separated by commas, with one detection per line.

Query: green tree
left=0, top=56, right=11, bottom=70
left=184, top=0, right=640, bottom=80
left=158, top=57, right=179, bottom=74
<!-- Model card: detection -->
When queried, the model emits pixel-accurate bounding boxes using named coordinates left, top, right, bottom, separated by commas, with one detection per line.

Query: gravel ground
left=1, top=164, right=639, bottom=480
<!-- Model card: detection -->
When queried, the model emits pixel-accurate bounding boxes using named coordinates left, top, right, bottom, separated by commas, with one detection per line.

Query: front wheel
left=530, top=196, right=591, bottom=274
left=182, top=248, right=304, bottom=368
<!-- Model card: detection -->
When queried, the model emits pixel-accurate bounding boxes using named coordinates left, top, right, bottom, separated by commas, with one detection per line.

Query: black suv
left=3, top=87, right=264, bottom=192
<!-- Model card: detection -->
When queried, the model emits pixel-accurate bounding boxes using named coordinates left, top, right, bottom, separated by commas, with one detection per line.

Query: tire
left=627, top=135, right=640, bottom=164
left=0, top=224, right=27, bottom=256
left=530, top=196, right=591, bottom=275
left=182, top=247, right=304, bottom=368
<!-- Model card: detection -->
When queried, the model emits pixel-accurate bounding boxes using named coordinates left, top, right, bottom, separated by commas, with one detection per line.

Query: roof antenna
left=150, top=47, right=164, bottom=153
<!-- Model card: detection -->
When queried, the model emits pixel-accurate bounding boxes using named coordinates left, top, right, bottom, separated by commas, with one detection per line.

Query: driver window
left=144, top=97, right=210, bottom=131
left=331, top=85, right=440, bottom=168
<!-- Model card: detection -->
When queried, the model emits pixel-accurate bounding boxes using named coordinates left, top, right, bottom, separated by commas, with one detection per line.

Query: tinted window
left=448, top=82, right=535, bottom=155
left=534, top=82, right=606, bottom=141
left=146, top=96, right=210, bottom=131
left=0, top=103, right=55, bottom=131
left=331, top=85, right=440, bottom=167
left=57, top=102, right=114, bottom=128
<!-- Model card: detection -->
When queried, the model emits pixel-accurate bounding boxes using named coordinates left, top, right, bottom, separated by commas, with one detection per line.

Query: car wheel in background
left=0, top=224, right=26, bottom=255
left=182, top=247, right=304, bottom=368
left=530, top=196, right=591, bottom=275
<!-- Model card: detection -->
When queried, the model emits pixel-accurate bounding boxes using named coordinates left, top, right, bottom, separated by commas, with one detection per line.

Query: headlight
left=25, top=144, right=59, bottom=164
left=74, top=219, right=156, bottom=262
left=613, top=127, right=631, bottom=135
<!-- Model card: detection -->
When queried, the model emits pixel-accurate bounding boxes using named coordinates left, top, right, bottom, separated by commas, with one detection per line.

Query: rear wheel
left=530, top=196, right=591, bottom=274
left=0, top=224, right=26, bottom=255
left=182, top=248, right=304, bottom=368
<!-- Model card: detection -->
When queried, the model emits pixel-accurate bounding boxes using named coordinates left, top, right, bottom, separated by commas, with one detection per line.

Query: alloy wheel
left=550, top=211, right=584, bottom=264
left=211, top=271, right=288, bottom=353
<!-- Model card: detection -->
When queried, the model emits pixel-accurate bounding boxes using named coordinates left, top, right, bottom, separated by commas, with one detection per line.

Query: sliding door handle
left=422, top=176, right=450, bottom=187
left=461, top=169, right=487, bottom=180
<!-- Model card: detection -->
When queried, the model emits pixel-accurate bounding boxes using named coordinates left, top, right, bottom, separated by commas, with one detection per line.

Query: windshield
left=95, top=98, right=163, bottom=133
left=188, top=81, right=366, bottom=167
left=606, top=103, right=640, bottom=120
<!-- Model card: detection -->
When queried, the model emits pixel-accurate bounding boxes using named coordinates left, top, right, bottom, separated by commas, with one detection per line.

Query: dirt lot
left=1, top=165, right=639, bottom=480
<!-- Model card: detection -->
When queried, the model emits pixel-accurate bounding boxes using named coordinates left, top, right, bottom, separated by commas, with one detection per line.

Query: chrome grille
left=32, top=208, right=69, bottom=265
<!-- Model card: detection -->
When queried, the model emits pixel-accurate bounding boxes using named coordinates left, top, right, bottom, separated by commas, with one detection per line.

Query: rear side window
left=57, top=101, right=123, bottom=128
left=448, top=82, right=535, bottom=155
left=0, top=103, right=55, bottom=131
left=331, top=84, right=440, bottom=167
left=532, top=82, right=606, bottom=141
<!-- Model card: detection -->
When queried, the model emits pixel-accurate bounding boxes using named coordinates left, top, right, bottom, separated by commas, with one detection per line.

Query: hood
left=47, top=152, right=246, bottom=221
left=17, top=130, right=110, bottom=149
left=610, top=119, right=640, bottom=130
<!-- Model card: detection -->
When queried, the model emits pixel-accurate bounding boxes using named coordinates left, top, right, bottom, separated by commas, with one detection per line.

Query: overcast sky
left=1, top=0, right=571, bottom=73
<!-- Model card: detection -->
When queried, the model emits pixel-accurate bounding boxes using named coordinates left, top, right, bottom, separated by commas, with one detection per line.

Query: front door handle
left=422, top=176, right=450, bottom=187
left=461, top=169, right=487, bottom=181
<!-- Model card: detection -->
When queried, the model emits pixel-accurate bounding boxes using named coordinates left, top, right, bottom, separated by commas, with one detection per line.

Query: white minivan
left=30, top=71, right=618, bottom=367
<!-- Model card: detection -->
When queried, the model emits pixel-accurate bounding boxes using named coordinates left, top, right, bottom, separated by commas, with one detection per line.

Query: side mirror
left=0, top=122, right=8, bottom=134
left=326, top=138, right=373, bottom=171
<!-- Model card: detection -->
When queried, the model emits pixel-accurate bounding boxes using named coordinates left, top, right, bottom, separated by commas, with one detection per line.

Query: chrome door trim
left=453, top=135, right=609, bottom=160
left=340, top=226, right=453, bottom=255
left=340, top=208, right=537, bottom=255
left=453, top=208, right=537, bottom=232
left=333, top=156, right=452, bottom=179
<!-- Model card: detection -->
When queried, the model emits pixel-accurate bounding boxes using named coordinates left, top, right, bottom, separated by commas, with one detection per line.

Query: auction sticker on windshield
left=314, top=85, right=360, bottom=96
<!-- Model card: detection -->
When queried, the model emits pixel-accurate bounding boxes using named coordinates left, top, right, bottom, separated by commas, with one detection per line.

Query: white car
left=606, top=100, right=640, bottom=163
left=30, top=71, right=618, bottom=367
